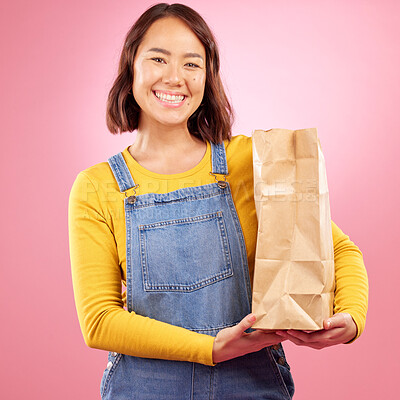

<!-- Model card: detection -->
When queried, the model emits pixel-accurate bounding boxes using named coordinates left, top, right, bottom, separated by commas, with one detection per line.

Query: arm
left=69, top=171, right=215, bottom=365
left=330, top=220, right=368, bottom=341
left=275, top=220, right=369, bottom=348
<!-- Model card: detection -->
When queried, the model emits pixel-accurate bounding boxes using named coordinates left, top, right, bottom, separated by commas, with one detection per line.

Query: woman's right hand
left=212, top=314, right=285, bottom=364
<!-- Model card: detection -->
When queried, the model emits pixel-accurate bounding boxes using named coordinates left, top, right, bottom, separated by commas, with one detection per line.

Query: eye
left=185, top=62, right=200, bottom=68
left=151, top=57, right=166, bottom=64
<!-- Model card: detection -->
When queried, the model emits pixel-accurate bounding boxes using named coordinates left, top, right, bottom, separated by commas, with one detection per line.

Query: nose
left=162, top=62, right=184, bottom=86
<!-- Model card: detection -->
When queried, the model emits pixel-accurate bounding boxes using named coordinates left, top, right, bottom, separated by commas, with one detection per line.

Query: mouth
left=153, top=90, right=186, bottom=107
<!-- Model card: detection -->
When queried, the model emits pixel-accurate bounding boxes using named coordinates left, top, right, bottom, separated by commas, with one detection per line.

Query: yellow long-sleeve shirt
left=68, top=135, right=368, bottom=367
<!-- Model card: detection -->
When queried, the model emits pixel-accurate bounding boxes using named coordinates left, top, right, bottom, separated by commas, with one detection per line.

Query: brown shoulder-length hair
left=106, top=3, right=234, bottom=144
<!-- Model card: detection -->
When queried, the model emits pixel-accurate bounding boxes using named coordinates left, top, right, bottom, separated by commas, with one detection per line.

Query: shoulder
left=225, top=134, right=252, bottom=163
left=225, top=134, right=252, bottom=152
left=69, top=156, right=123, bottom=222
left=69, top=156, right=120, bottom=202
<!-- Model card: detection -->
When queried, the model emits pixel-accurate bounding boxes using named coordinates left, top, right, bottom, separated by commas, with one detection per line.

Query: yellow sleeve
left=331, top=220, right=369, bottom=342
left=68, top=171, right=215, bottom=366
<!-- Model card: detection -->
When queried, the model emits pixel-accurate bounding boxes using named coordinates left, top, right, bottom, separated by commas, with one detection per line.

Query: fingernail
left=327, top=320, right=331, bottom=328
left=249, top=314, right=256, bottom=323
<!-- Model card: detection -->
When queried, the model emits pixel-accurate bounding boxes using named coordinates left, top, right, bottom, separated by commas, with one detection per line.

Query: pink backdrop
left=1, top=0, right=399, bottom=398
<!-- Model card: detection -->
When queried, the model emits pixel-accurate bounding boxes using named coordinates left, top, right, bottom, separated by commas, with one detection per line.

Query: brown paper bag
left=251, top=128, right=335, bottom=330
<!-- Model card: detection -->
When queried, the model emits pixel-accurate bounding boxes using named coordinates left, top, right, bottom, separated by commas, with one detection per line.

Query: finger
left=290, top=327, right=356, bottom=349
left=324, top=313, right=347, bottom=330
left=246, top=330, right=282, bottom=344
left=231, top=314, right=257, bottom=339
left=284, top=333, right=336, bottom=349
left=290, top=328, right=345, bottom=343
left=285, top=330, right=315, bottom=342
left=250, top=329, right=276, bottom=338
left=274, top=331, right=290, bottom=342
left=256, top=330, right=286, bottom=341
left=285, top=330, right=330, bottom=344
left=245, top=331, right=288, bottom=350
left=283, top=334, right=310, bottom=347
left=323, top=317, right=332, bottom=330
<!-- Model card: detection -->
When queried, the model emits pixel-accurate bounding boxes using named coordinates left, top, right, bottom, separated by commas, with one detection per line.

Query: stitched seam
left=266, top=348, right=291, bottom=399
left=209, top=364, right=214, bottom=400
left=190, top=363, right=195, bottom=400
left=130, top=188, right=225, bottom=209
left=212, top=143, right=228, bottom=175
left=140, top=211, right=233, bottom=292
left=139, top=211, right=222, bottom=229
left=108, top=156, right=128, bottom=192
left=116, top=153, right=135, bottom=190
left=101, top=353, right=123, bottom=397
left=117, top=153, right=136, bottom=188
left=143, top=271, right=233, bottom=292
left=125, top=202, right=133, bottom=312
left=225, top=184, right=253, bottom=309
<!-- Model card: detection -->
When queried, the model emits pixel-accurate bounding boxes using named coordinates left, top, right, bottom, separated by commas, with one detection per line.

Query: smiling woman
left=68, top=3, right=368, bottom=400
left=106, top=4, right=233, bottom=145
left=132, top=18, right=206, bottom=130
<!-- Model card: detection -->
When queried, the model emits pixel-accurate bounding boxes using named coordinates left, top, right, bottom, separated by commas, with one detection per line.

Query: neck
left=133, top=118, right=202, bottom=155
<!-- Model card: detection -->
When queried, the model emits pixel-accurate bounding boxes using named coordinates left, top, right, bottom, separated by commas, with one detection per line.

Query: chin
left=157, top=117, right=188, bottom=128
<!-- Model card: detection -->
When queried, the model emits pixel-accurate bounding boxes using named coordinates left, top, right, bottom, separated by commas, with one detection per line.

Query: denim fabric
left=102, top=143, right=294, bottom=399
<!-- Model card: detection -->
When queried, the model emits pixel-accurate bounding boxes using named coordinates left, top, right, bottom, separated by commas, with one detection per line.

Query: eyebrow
left=147, top=48, right=204, bottom=61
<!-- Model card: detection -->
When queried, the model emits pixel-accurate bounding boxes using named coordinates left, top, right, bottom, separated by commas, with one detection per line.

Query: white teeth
left=154, top=91, right=185, bottom=103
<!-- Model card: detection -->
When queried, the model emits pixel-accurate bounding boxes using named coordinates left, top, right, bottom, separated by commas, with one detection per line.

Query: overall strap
left=211, top=142, right=228, bottom=175
left=108, top=153, right=136, bottom=192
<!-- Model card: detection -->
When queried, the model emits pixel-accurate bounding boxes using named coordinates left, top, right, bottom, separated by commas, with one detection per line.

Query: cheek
left=133, top=64, right=158, bottom=91
left=132, top=66, right=142, bottom=93
left=196, top=73, right=206, bottom=85
left=191, top=73, right=206, bottom=94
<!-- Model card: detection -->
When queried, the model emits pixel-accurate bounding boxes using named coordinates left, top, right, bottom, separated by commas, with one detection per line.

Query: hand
left=275, top=312, right=357, bottom=350
left=212, top=314, right=285, bottom=364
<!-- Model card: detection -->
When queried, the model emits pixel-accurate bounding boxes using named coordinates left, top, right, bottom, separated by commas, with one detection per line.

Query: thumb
left=232, top=314, right=257, bottom=337
left=324, top=313, right=346, bottom=330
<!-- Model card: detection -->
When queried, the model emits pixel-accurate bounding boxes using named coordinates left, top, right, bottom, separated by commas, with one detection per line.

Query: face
left=132, top=17, right=206, bottom=130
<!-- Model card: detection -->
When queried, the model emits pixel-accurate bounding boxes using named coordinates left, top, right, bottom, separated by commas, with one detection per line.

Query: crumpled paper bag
left=251, top=128, right=335, bottom=330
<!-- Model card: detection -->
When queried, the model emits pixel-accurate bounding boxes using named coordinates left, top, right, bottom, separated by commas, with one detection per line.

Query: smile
left=153, top=90, right=186, bottom=105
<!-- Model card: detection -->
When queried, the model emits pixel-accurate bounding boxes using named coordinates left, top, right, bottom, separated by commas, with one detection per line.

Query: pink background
left=1, top=0, right=399, bottom=398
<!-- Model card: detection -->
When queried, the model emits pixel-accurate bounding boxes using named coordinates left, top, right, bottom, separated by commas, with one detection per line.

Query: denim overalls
left=101, top=142, right=294, bottom=399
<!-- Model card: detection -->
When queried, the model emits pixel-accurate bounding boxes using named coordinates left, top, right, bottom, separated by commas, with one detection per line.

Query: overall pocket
left=267, top=345, right=295, bottom=399
left=100, top=352, right=123, bottom=399
left=139, top=211, right=233, bottom=292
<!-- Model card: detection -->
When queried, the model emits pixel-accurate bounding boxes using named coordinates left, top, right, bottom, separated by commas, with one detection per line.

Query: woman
left=68, top=3, right=368, bottom=399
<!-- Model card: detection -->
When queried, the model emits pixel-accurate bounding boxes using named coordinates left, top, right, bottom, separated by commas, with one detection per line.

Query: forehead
left=138, top=17, right=205, bottom=56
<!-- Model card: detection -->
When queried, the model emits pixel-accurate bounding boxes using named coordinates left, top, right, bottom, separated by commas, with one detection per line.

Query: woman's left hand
left=274, top=313, right=357, bottom=349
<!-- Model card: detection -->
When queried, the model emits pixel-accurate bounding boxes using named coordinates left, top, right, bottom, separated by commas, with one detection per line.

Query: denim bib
left=101, top=142, right=294, bottom=399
